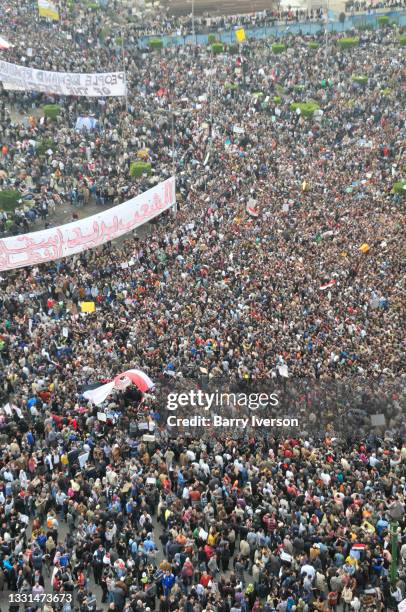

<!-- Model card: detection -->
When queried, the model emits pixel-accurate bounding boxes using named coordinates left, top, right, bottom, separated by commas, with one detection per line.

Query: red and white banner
left=83, top=369, right=155, bottom=406
left=114, top=369, right=154, bottom=393
left=0, top=177, right=175, bottom=271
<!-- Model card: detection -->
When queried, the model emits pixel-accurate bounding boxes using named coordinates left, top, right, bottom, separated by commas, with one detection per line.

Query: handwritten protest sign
left=0, top=59, right=126, bottom=97
left=0, top=177, right=175, bottom=271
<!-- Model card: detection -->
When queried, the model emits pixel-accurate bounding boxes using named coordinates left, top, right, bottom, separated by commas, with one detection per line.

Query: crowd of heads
left=0, top=0, right=405, bottom=610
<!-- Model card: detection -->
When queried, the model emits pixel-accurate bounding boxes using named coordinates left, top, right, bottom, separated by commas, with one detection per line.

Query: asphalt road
left=30, top=199, right=116, bottom=234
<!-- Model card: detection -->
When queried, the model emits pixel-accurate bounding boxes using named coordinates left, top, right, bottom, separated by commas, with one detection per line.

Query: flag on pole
left=235, top=28, right=246, bottom=43
left=38, top=0, right=59, bottom=20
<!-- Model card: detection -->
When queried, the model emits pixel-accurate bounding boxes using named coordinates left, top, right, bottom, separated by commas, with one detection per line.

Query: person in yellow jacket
left=207, top=528, right=217, bottom=547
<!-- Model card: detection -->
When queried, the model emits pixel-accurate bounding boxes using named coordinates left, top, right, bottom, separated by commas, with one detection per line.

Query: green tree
left=130, top=161, right=151, bottom=178
left=211, top=43, right=224, bottom=54
left=0, top=189, right=21, bottom=212
left=36, top=138, right=56, bottom=156
left=42, top=104, right=61, bottom=120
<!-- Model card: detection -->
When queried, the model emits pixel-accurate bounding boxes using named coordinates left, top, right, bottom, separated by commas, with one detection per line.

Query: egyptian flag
left=319, top=279, right=336, bottom=290
left=83, top=368, right=154, bottom=406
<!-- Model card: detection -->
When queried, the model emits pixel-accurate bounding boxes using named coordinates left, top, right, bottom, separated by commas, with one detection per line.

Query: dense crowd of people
left=0, top=0, right=405, bottom=610
left=0, top=2, right=405, bottom=233
left=345, top=0, right=406, bottom=13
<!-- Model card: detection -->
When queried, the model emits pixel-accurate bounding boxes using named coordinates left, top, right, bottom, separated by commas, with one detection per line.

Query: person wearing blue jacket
left=162, top=569, right=175, bottom=597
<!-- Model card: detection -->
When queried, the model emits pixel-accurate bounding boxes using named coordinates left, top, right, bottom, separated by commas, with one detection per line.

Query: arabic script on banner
left=0, top=177, right=175, bottom=271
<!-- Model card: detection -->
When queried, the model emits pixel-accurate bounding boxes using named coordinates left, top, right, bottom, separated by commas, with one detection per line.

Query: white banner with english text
left=0, top=177, right=175, bottom=272
left=0, top=60, right=126, bottom=97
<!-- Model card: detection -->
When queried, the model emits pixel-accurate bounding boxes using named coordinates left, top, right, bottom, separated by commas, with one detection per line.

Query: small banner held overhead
left=80, top=302, right=96, bottom=313
left=235, top=28, right=246, bottom=43
left=38, top=0, right=59, bottom=20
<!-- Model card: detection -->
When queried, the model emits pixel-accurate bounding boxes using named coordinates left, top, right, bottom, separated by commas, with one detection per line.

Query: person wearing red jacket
left=199, top=571, right=211, bottom=588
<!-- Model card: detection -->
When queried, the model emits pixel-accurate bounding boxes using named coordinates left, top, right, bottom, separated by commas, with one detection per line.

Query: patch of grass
left=290, top=101, right=320, bottom=118
left=392, top=181, right=406, bottom=195
left=352, top=75, right=368, bottom=85
left=148, top=38, right=163, bottom=50
left=337, top=37, right=359, bottom=49
left=224, top=82, right=238, bottom=90
left=272, top=43, right=286, bottom=54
